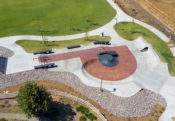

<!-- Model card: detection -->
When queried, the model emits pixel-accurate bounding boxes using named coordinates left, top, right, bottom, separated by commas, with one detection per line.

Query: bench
left=67, top=45, right=81, bottom=49
left=94, top=41, right=110, bottom=45
left=34, top=63, right=55, bottom=69
left=33, top=49, right=52, bottom=55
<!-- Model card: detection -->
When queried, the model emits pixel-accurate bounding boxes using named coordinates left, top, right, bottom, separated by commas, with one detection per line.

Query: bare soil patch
left=113, top=0, right=175, bottom=41
left=147, top=0, right=175, bottom=20
left=0, top=97, right=101, bottom=121
left=0, top=99, right=22, bottom=113
left=0, top=80, right=165, bottom=121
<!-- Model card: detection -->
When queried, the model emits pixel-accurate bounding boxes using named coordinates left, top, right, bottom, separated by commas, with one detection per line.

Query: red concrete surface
left=39, top=46, right=137, bottom=81
left=172, top=117, right=175, bottom=121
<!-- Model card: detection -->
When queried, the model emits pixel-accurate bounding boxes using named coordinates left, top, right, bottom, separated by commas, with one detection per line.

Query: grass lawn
left=115, top=22, right=175, bottom=76
left=0, top=0, right=116, bottom=37
left=16, top=35, right=111, bottom=53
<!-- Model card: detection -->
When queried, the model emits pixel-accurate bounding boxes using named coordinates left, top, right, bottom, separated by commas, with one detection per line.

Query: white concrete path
left=0, top=0, right=175, bottom=120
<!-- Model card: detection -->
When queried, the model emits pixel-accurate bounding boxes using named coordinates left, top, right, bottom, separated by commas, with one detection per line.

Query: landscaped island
left=115, top=22, right=175, bottom=76
left=16, top=36, right=111, bottom=53
left=0, top=0, right=116, bottom=37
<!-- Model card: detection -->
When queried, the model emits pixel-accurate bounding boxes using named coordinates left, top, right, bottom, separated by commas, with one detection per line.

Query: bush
left=16, top=82, right=53, bottom=118
left=76, top=106, right=89, bottom=114
left=0, top=105, right=5, bottom=108
left=76, top=106, right=81, bottom=112
left=76, top=105, right=97, bottom=121
left=85, top=113, right=97, bottom=121
left=0, top=118, right=7, bottom=121
left=80, top=116, right=87, bottom=121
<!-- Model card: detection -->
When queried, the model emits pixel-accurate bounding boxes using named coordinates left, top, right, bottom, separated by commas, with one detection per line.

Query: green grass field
left=115, top=22, right=175, bottom=76
left=0, top=0, right=116, bottom=37
left=16, top=36, right=111, bottom=53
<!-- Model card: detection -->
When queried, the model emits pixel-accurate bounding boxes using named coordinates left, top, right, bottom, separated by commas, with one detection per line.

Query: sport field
left=0, top=0, right=116, bottom=37
left=115, top=22, right=175, bottom=76
left=16, top=36, right=111, bottom=53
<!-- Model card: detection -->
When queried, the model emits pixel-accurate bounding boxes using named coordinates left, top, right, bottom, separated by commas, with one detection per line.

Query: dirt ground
left=147, top=0, right=175, bottom=20
left=0, top=97, right=101, bottom=121
left=113, top=0, right=175, bottom=42
left=0, top=80, right=165, bottom=121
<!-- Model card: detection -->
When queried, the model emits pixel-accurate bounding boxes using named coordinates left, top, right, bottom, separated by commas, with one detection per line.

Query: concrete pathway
left=0, top=0, right=175, bottom=120
left=159, top=77, right=175, bottom=121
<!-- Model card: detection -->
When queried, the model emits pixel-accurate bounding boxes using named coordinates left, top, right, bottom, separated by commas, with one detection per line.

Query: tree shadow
left=39, top=101, right=76, bottom=121
left=72, top=28, right=81, bottom=31
left=92, top=23, right=99, bottom=26
left=52, top=101, right=76, bottom=121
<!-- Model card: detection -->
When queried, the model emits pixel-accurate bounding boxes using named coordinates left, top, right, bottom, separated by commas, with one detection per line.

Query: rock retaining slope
left=0, top=70, right=166, bottom=118
left=0, top=46, right=14, bottom=58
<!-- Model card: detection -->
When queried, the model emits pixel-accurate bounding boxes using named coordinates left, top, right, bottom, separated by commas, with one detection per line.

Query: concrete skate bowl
left=81, top=46, right=137, bottom=81
left=0, top=57, right=8, bottom=74
left=0, top=46, right=13, bottom=74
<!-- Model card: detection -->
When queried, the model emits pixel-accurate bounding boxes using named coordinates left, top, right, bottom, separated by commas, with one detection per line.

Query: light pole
left=170, top=35, right=172, bottom=41
left=100, top=76, right=104, bottom=92
left=115, top=17, right=118, bottom=23
left=40, top=28, right=44, bottom=44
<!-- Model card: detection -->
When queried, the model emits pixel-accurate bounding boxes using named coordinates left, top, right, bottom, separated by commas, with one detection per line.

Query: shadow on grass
left=72, top=28, right=81, bottom=31
left=92, top=23, right=99, bottom=26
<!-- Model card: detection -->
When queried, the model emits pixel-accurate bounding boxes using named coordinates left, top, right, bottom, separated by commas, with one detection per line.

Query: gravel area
left=0, top=46, right=14, bottom=58
left=0, top=70, right=167, bottom=118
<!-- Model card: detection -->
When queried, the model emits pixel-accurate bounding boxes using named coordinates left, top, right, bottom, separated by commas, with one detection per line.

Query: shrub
left=76, top=106, right=81, bottom=112
left=85, top=113, right=97, bottom=121
left=80, top=116, right=87, bottom=121
left=155, top=118, right=159, bottom=121
left=6, top=104, right=11, bottom=108
left=76, top=106, right=89, bottom=114
left=0, top=118, right=7, bottom=121
left=0, top=105, right=5, bottom=108
left=76, top=105, right=97, bottom=121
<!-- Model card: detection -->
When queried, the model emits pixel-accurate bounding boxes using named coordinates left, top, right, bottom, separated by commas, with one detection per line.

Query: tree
left=16, top=82, right=52, bottom=118
left=0, top=118, right=8, bottom=121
